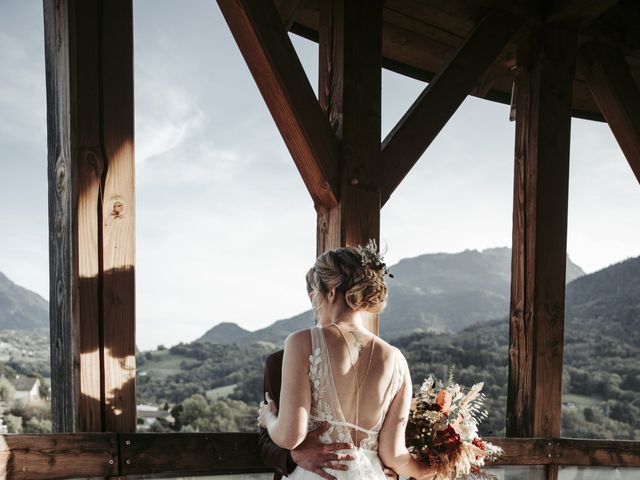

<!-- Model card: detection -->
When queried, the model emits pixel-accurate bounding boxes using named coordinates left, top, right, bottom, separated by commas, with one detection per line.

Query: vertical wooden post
left=44, top=0, right=82, bottom=433
left=317, top=0, right=383, bottom=333
left=506, top=26, right=576, bottom=479
left=44, top=0, right=135, bottom=433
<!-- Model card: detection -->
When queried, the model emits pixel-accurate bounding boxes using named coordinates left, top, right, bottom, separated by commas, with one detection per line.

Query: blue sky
left=1, top=0, right=639, bottom=349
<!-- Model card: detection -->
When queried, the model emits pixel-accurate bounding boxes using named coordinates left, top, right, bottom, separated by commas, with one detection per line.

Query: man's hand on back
left=290, top=422, right=355, bottom=480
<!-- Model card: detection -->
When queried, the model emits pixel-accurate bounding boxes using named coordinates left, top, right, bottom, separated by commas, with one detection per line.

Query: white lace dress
left=287, top=326, right=405, bottom=480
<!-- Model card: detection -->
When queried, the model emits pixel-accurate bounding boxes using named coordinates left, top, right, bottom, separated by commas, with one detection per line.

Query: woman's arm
left=260, top=330, right=312, bottom=450
left=378, top=355, right=435, bottom=480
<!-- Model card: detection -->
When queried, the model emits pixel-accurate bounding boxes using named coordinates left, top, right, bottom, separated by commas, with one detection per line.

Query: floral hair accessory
left=358, top=239, right=394, bottom=278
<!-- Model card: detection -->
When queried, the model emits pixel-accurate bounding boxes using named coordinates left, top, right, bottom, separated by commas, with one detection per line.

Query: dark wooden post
left=44, top=0, right=136, bottom=433
left=506, top=25, right=576, bottom=480
left=578, top=43, right=640, bottom=186
left=317, top=0, right=383, bottom=333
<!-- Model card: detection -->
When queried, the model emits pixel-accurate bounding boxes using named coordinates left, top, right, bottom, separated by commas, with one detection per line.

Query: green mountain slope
left=145, top=254, right=640, bottom=439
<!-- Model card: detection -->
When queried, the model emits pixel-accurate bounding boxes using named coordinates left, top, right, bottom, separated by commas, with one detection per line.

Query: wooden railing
left=2, top=433, right=640, bottom=479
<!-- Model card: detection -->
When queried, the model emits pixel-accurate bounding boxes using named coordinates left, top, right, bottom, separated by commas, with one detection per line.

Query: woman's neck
left=330, top=310, right=367, bottom=330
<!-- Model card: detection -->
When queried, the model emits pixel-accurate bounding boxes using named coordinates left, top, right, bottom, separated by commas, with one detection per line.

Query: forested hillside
left=139, top=255, right=640, bottom=439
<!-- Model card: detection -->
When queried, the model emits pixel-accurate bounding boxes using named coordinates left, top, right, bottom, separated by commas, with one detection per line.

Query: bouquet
left=406, top=370, right=503, bottom=479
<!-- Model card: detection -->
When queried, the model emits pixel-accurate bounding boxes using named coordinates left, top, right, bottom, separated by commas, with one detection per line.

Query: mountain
left=0, top=271, right=48, bottom=330
left=143, top=255, right=640, bottom=439
left=198, top=247, right=585, bottom=344
left=394, top=254, right=640, bottom=438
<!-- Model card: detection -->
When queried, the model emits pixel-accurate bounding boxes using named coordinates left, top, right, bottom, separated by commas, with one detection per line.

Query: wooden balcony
left=3, top=433, right=640, bottom=479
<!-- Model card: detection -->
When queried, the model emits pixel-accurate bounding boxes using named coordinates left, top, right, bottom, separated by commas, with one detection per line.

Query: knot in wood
left=111, top=200, right=125, bottom=219
left=55, top=212, right=64, bottom=237
left=55, top=163, right=66, bottom=194
left=56, top=279, right=64, bottom=303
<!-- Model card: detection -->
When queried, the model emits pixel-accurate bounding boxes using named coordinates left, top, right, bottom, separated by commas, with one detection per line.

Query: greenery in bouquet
left=406, top=369, right=503, bottom=479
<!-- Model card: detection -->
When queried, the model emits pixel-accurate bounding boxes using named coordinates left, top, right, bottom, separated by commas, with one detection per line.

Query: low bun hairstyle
left=307, top=246, right=388, bottom=314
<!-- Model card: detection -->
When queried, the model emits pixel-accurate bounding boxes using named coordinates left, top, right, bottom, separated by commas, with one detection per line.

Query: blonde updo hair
left=306, top=246, right=388, bottom=314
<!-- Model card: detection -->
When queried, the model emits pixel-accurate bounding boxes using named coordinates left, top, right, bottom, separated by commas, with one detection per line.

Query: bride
left=258, top=245, right=435, bottom=479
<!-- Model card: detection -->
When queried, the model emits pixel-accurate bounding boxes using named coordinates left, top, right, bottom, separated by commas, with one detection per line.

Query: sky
left=1, top=0, right=639, bottom=350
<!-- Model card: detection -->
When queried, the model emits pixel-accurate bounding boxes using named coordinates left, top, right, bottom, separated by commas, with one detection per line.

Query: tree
left=24, top=417, right=52, bottom=433
left=0, top=376, right=15, bottom=405
left=3, top=414, right=22, bottom=433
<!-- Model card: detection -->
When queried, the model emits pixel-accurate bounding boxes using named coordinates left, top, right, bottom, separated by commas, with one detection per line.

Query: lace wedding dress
left=287, top=325, right=406, bottom=480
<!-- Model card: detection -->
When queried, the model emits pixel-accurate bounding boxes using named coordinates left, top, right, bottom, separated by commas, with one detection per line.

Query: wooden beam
left=316, top=0, right=383, bottom=250
left=506, top=27, right=577, bottom=439
left=0, top=433, right=118, bottom=479
left=44, top=0, right=80, bottom=435
left=45, top=0, right=109, bottom=433
left=380, top=11, right=523, bottom=206
left=317, top=0, right=383, bottom=334
left=44, top=0, right=135, bottom=433
left=100, top=0, right=136, bottom=433
left=119, top=433, right=269, bottom=476
left=1, top=433, right=640, bottom=478
left=546, top=0, right=620, bottom=28
left=274, top=0, right=303, bottom=30
left=74, top=0, right=105, bottom=433
left=217, top=0, right=340, bottom=213
left=578, top=42, right=640, bottom=186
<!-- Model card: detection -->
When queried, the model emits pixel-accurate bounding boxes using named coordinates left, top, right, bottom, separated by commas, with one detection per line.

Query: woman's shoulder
left=283, top=327, right=314, bottom=353
left=373, top=336, right=409, bottom=369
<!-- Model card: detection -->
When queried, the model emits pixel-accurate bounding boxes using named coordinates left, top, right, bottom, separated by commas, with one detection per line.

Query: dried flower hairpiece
left=358, top=239, right=394, bottom=278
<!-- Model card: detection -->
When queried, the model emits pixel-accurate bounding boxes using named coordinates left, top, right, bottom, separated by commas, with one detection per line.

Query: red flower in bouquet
left=442, top=425, right=461, bottom=453
left=472, top=437, right=486, bottom=450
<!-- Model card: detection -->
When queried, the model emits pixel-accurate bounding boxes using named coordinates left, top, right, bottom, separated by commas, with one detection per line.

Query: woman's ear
left=327, top=288, right=336, bottom=303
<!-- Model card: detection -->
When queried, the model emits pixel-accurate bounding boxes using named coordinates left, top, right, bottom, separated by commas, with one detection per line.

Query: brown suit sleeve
left=258, top=350, right=297, bottom=479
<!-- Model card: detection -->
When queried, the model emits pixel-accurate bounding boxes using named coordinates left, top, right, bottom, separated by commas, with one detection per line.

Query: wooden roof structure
left=4, top=0, right=640, bottom=478
left=291, top=0, right=640, bottom=122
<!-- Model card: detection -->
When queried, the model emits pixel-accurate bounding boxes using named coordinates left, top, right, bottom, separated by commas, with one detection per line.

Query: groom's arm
left=258, top=350, right=297, bottom=478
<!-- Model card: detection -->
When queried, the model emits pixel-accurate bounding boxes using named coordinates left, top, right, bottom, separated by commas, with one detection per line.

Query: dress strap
left=332, top=323, right=376, bottom=447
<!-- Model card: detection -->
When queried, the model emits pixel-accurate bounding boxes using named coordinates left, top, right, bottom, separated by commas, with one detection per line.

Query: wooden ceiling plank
left=380, top=10, right=523, bottom=206
left=217, top=0, right=340, bottom=211
left=547, top=0, right=620, bottom=29
left=578, top=42, right=640, bottom=185
left=383, top=7, right=466, bottom=48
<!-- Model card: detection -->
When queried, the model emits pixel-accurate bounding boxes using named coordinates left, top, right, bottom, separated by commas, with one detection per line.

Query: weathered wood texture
left=380, top=11, right=523, bottom=205
left=99, top=0, right=137, bottom=434
left=555, top=438, right=640, bottom=466
left=44, top=0, right=81, bottom=434
left=578, top=43, right=640, bottom=186
left=44, top=0, right=135, bottom=433
left=507, top=27, right=577, bottom=439
left=119, top=433, right=269, bottom=476
left=316, top=0, right=383, bottom=334
left=217, top=0, right=340, bottom=213
left=0, top=433, right=118, bottom=479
